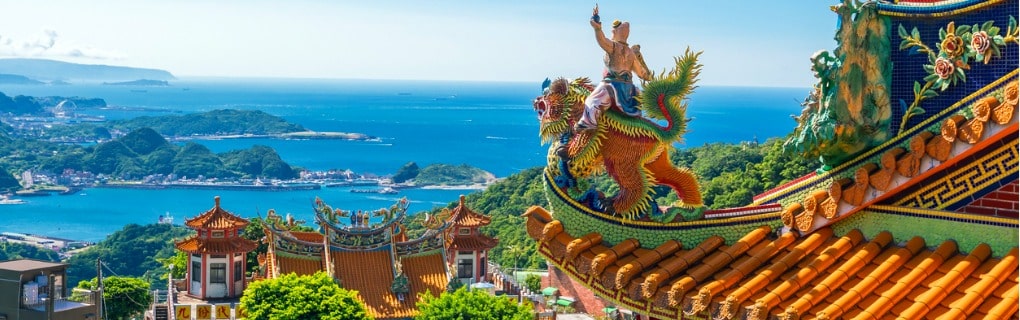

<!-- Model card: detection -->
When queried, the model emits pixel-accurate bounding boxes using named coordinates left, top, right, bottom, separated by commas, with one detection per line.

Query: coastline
left=169, top=130, right=381, bottom=142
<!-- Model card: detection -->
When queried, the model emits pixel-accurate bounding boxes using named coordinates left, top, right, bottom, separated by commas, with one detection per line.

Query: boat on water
left=350, top=187, right=398, bottom=194
left=0, top=195, right=25, bottom=205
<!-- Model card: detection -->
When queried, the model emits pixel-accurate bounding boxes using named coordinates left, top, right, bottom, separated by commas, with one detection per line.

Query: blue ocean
left=0, top=78, right=807, bottom=242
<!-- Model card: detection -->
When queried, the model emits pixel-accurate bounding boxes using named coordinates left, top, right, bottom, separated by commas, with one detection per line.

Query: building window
left=457, top=259, right=473, bottom=279
left=192, top=261, right=202, bottom=281
left=234, top=261, right=243, bottom=282
left=211, top=230, right=225, bottom=238
left=211, top=254, right=226, bottom=259
left=480, top=257, right=487, bottom=276
left=459, top=228, right=470, bottom=235
left=210, top=263, right=226, bottom=283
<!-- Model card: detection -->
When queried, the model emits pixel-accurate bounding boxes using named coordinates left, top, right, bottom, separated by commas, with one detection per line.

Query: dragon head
left=534, top=77, right=591, bottom=143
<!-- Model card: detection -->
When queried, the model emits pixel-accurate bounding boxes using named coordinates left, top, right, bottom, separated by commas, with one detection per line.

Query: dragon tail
left=639, top=48, right=703, bottom=143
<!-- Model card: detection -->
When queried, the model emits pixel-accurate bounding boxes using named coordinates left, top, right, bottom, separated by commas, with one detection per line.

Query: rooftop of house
left=0, top=259, right=66, bottom=272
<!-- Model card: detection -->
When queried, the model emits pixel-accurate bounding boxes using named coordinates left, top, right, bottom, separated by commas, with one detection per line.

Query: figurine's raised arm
left=591, top=6, right=613, bottom=53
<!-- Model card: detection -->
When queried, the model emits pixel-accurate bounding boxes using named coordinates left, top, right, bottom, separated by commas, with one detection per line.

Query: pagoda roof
left=527, top=210, right=1019, bottom=319
left=175, top=236, right=258, bottom=254
left=450, top=234, right=498, bottom=251
left=450, top=195, right=491, bottom=228
left=184, top=196, right=250, bottom=230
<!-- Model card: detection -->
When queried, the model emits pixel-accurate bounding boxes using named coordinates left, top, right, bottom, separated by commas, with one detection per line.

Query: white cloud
left=0, top=29, right=125, bottom=60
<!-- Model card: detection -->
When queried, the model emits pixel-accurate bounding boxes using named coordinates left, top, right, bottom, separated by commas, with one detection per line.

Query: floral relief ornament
left=895, top=16, right=1018, bottom=133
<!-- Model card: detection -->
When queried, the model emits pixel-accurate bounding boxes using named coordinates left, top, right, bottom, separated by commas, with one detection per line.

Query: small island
left=102, top=79, right=170, bottom=86
left=390, top=162, right=497, bottom=189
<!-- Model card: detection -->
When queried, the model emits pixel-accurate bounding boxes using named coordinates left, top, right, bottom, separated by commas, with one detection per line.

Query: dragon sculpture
left=784, top=0, right=892, bottom=168
left=534, top=49, right=704, bottom=221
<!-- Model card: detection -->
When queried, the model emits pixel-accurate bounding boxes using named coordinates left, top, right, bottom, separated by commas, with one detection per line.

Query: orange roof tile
left=450, top=195, right=491, bottom=228
left=175, top=235, right=258, bottom=254
left=527, top=215, right=1020, bottom=320
left=184, top=196, right=250, bottom=230
left=290, top=231, right=324, bottom=243
left=274, top=254, right=323, bottom=277
left=402, top=253, right=449, bottom=306
left=330, top=251, right=430, bottom=317
left=450, top=234, right=498, bottom=251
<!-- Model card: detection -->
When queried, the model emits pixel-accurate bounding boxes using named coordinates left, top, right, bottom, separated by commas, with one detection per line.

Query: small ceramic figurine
left=576, top=5, right=653, bottom=130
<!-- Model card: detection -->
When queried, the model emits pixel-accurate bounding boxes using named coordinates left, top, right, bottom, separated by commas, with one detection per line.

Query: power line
left=100, top=261, right=151, bottom=309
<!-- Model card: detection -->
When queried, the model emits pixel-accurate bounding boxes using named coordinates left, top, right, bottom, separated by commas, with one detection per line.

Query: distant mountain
left=0, top=73, right=44, bottom=85
left=0, top=58, right=175, bottom=82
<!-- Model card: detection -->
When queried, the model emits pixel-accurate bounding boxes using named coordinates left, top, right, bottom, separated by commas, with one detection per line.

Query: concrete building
left=0, top=259, right=97, bottom=320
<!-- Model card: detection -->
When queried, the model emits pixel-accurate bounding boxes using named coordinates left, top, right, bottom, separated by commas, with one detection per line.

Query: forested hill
left=42, top=109, right=306, bottom=141
left=118, top=109, right=306, bottom=136
left=64, top=223, right=191, bottom=289
left=51, top=127, right=300, bottom=180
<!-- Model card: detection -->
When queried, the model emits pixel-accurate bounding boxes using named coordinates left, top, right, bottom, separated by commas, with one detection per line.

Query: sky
left=0, top=1, right=840, bottom=87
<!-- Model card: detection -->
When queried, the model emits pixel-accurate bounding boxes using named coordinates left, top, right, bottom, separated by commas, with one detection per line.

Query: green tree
left=242, top=217, right=269, bottom=276
left=240, top=272, right=372, bottom=320
left=0, top=242, right=60, bottom=261
left=392, top=162, right=420, bottom=183
left=524, top=274, right=542, bottom=293
left=415, top=287, right=532, bottom=320
left=77, top=276, right=152, bottom=320
left=155, top=250, right=188, bottom=280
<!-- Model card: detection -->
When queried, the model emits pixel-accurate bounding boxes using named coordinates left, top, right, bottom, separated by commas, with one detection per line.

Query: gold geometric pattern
left=895, top=139, right=1019, bottom=209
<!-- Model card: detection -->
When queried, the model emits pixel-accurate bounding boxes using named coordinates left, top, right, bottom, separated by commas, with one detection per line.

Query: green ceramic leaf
left=923, top=89, right=938, bottom=99
left=924, top=74, right=939, bottom=82
left=899, top=40, right=911, bottom=50
left=913, top=81, right=921, bottom=94
left=990, top=26, right=1001, bottom=36
left=957, top=24, right=971, bottom=35
left=898, top=24, right=908, bottom=38
left=912, top=27, right=920, bottom=39
left=983, top=20, right=995, bottom=31
left=909, top=107, right=926, bottom=116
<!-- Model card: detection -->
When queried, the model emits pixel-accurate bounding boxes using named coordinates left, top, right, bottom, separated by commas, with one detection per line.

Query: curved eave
left=175, top=236, right=258, bottom=254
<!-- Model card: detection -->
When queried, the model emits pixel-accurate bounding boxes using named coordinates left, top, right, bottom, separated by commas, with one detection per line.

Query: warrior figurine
left=576, top=5, right=653, bottom=130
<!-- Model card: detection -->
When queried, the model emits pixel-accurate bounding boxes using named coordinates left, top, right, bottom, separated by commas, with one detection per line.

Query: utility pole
left=96, top=259, right=103, bottom=320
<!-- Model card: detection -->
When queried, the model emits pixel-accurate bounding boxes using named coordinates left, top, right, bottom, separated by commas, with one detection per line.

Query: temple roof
left=175, top=236, right=258, bottom=254
left=184, top=196, right=250, bottom=230
left=527, top=212, right=1019, bottom=319
left=330, top=250, right=448, bottom=319
left=450, top=195, right=491, bottom=228
left=450, top=234, right=498, bottom=251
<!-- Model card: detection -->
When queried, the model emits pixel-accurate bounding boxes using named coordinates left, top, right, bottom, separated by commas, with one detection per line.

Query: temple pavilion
left=175, top=196, right=258, bottom=299
left=525, top=0, right=1018, bottom=319
left=258, top=196, right=496, bottom=319
left=448, top=195, right=499, bottom=286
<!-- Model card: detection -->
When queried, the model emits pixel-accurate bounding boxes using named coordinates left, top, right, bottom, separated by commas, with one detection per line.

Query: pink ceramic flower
left=970, top=31, right=990, bottom=55
left=934, top=57, right=955, bottom=79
